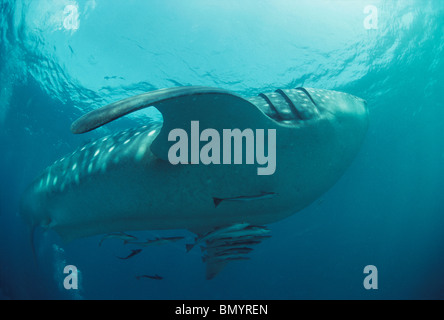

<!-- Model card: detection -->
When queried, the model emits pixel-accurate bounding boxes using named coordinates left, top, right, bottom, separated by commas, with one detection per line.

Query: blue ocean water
left=0, top=0, right=443, bottom=300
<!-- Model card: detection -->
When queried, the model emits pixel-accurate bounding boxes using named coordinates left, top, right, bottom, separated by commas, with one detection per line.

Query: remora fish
left=206, top=235, right=269, bottom=246
left=186, top=223, right=250, bottom=252
left=200, top=240, right=262, bottom=252
left=214, top=226, right=271, bottom=241
left=136, top=274, right=163, bottom=280
left=99, top=232, right=137, bottom=246
left=203, top=254, right=251, bottom=263
left=213, top=192, right=277, bottom=208
left=125, top=236, right=185, bottom=246
left=215, top=256, right=251, bottom=263
left=213, top=247, right=253, bottom=256
left=116, top=249, right=142, bottom=260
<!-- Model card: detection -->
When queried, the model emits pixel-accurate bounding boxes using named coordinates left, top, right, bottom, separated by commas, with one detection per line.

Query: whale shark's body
left=20, top=86, right=368, bottom=278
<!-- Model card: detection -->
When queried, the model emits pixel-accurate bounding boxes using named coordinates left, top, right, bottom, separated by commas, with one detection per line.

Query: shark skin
left=20, top=86, right=368, bottom=244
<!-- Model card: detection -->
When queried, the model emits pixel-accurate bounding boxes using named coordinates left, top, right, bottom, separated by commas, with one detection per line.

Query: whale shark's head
left=248, top=87, right=368, bottom=135
left=306, top=87, right=368, bottom=129
left=248, top=86, right=368, bottom=163
left=238, top=87, right=369, bottom=214
left=302, top=88, right=369, bottom=146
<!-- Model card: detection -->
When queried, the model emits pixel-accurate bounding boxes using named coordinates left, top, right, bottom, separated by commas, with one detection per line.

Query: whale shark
left=20, top=86, right=368, bottom=278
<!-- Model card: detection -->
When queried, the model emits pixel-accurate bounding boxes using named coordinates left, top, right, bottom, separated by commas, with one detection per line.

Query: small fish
left=203, top=254, right=251, bottom=263
left=186, top=223, right=250, bottom=252
left=200, top=240, right=262, bottom=252
left=213, top=191, right=277, bottom=208
left=125, top=236, right=185, bottom=246
left=116, top=249, right=142, bottom=260
left=207, top=235, right=267, bottom=246
left=213, top=247, right=253, bottom=256
left=136, top=274, right=163, bottom=280
left=215, top=256, right=251, bottom=263
left=215, top=226, right=271, bottom=241
left=99, top=232, right=137, bottom=246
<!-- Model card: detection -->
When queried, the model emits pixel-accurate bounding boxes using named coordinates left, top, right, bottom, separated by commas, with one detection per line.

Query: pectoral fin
left=70, top=86, right=275, bottom=161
